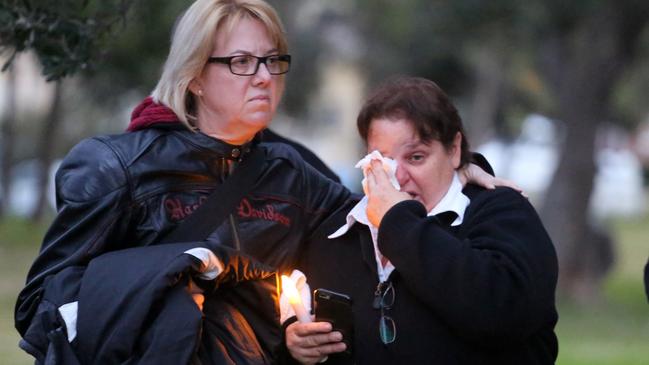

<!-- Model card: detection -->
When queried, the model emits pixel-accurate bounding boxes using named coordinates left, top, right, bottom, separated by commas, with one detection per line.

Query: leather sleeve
left=260, top=142, right=353, bottom=243
left=298, top=155, right=352, bottom=238
left=377, top=187, right=558, bottom=345
left=15, top=137, right=134, bottom=336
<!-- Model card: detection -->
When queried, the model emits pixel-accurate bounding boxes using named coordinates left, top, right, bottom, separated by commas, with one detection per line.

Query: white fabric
left=355, top=150, right=400, bottom=192
left=58, top=301, right=78, bottom=342
left=329, top=170, right=470, bottom=283
left=184, top=247, right=224, bottom=280
left=426, top=173, right=470, bottom=226
left=279, top=269, right=312, bottom=324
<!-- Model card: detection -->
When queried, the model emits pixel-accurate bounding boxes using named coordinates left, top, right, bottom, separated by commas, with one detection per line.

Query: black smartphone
left=313, top=288, right=354, bottom=355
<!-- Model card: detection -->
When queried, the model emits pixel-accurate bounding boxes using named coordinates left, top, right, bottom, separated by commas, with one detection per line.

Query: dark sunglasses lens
left=379, top=315, right=396, bottom=344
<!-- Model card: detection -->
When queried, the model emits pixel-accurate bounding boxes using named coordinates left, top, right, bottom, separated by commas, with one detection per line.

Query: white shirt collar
left=329, top=171, right=470, bottom=239
left=426, top=172, right=470, bottom=226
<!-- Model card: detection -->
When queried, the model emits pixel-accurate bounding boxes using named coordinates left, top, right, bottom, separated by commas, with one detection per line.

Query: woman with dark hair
left=286, top=77, right=559, bottom=365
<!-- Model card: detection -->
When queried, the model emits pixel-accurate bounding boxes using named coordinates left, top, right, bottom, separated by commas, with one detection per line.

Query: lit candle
left=281, top=274, right=312, bottom=323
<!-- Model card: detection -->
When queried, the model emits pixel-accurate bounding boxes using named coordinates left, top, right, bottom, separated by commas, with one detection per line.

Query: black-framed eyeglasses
left=373, top=280, right=396, bottom=344
left=206, top=54, right=291, bottom=76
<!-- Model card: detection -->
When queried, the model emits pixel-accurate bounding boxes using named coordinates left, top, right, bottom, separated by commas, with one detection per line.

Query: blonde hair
left=151, top=0, right=288, bottom=128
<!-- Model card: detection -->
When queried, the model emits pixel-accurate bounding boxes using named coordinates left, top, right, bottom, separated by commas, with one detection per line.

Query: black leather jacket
left=15, top=124, right=351, bottom=340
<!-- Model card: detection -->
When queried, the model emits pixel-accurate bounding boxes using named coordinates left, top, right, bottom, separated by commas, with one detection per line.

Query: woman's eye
left=232, top=57, right=250, bottom=66
left=409, top=154, right=425, bottom=163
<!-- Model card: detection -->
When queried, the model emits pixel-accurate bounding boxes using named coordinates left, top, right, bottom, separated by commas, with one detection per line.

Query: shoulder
left=462, top=185, right=544, bottom=228
left=56, top=136, right=126, bottom=202
left=262, top=130, right=340, bottom=182
left=260, top=141, right=307, bottom=170
left=465, top=185, right=529, bottom=209
left=56, top=129, right=173, bottom=202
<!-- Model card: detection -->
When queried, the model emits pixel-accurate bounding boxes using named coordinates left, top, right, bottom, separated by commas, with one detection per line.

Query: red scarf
left=127, top=96, right=181, bottom=132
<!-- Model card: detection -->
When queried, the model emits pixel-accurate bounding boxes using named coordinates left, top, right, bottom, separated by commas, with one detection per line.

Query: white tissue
left=355, top=150, right=400, bottom=192
left=185, top=247, right=224, bottom=280
left=279, top=269, right=312, bottom=324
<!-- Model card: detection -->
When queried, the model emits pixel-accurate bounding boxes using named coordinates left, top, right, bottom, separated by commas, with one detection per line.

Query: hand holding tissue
left=355, top=150, right=400, bottom=194
left=356, top=151, right=410, bottom=227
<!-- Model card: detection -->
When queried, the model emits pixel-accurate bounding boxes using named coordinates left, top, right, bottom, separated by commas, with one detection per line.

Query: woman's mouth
left=250, top=95, right=270, bottom=102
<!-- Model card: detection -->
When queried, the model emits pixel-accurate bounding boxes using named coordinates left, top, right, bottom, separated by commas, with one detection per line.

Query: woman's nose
left=395, top=165, right=409, bottom=186
left=253, top=63, right=272, bottom=84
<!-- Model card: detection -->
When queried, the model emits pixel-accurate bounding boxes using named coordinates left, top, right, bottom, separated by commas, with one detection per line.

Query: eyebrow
left=227, top=48, right=280, bottom=56
left=403, top=140, right=426, bottom=150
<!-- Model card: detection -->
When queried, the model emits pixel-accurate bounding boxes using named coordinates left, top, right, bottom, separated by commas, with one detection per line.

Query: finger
left=298, top=331, right=343, bottom=348
left=292, top=322, right=333, bottom=337
left=292, top=353, right=327, bottom=365
left=365, top=167, right=378, bottom=194
left=293, top=341, right=347, bottom=358
left=492, top=178, right=522, bottom=192
left=475, top=175, right=495, bottom=190
left=490, top=178, right=529, bottom=199
left=369, top=160, right=390, bottom=181
left=362, top=178, right=369, bottom=196
left=289, top=329, right=341, bottom=349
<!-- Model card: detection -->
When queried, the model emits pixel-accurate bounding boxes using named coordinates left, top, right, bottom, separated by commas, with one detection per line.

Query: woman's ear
left=188, top=79, right=203, bottom=97
left=451, top=132, right=462, bottom=169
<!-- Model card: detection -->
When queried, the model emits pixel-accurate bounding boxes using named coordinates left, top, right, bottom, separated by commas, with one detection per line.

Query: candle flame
left=281, top=274, right=302, bottom=305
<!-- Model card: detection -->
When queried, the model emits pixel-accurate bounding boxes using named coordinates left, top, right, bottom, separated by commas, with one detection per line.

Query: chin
left=244, top=114, right=273, bottom=130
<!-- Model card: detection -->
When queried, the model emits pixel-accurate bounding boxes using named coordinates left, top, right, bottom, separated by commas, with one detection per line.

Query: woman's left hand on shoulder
left=460, top=163, right=527, bottom=198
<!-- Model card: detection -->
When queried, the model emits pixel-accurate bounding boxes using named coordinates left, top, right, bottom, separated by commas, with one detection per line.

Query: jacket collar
left=128, top=97, right=259, bottom=161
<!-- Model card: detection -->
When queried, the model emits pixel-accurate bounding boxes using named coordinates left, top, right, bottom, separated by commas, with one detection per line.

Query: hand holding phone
left=314, top=288, right=354, bottom=355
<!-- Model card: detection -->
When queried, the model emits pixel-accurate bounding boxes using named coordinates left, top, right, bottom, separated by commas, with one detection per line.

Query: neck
left=195, top=112, right=257, bottom=145
left=205, top=131, right=252, bottom=146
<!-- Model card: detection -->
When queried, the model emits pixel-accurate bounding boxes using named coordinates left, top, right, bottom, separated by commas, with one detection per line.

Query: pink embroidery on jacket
left=164, top=196, right=208, bottom=221
left=237, top=198, right=291, bottom=227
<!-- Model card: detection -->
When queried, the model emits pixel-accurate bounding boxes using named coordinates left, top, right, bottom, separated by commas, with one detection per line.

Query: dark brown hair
left=357, top=76, right=471, bottom=168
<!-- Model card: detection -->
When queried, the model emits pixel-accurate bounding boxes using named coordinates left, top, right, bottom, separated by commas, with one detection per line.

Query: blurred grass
left=0, top=216, right=47, bottom=365
left=0, top=214, right=647, bottom=364
left=556, top=214, right=649, bottom=365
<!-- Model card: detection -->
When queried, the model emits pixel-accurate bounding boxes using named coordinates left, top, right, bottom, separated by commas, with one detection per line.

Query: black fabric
left=645, top=258, right=649, bottom=303
left=471, top=152, right=495, bottom=176
left=75, top=242, right=279, bottom=365
left=15, top=127, right=352, bottom=364
left=262, top=129, right=341, bottom=183
left=158, top=146, right=266, bottom=244
left=298, top=186, right=558, bottom=365
left=18, top=266, right=85, bottom=364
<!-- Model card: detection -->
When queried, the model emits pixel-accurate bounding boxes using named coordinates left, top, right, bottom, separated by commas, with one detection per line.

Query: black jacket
left=15, top=124, right=351, bottom=363
left=299, top=185, right=559, bottom=365
left=262, top=129, right=340, bottom=184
